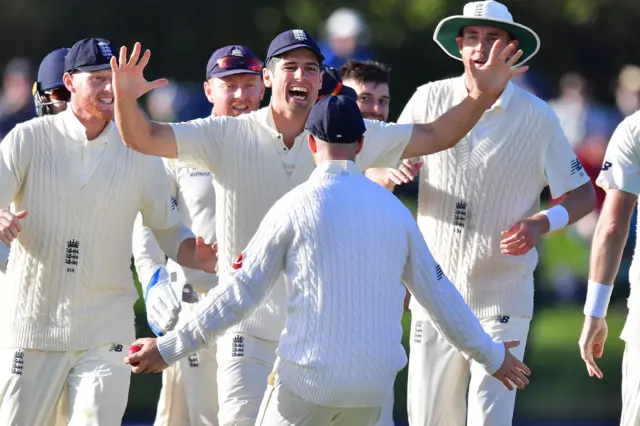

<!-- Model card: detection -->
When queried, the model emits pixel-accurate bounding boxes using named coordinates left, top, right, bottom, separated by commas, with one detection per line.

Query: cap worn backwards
left=305, top=95, right=365, bottom=144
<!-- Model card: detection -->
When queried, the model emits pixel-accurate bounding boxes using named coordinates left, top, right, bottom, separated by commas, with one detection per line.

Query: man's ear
left=263, top=68, right=273, bottom=89
left=63, top=72, right=75, bottom=93
left=308, top=134, right=317, bottom=154
left=355, top=136, right=364, bottom=154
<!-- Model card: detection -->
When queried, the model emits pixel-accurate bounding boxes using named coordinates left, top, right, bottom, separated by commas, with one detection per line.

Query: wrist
left=584, top=280, right=613, bottom=318
left=539, top=204, right=569, bottom=234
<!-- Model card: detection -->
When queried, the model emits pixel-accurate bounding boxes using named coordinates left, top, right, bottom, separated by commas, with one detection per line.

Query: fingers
left=147, top=78, right=170, bottom=91
left=0, top=210, right=25, bottom=243
left=504, top=340, right=521, bottom=349
left=119, top=46, right=128, bottom=68
left=128, top=42, right=142, bottom=67
left=506, top=370, right=528, bottom=390
left=388, top=169, right=407, bottom=185
left=497, top=42, right=516, bottom=64
left=486, top=39, right=503, bottom=65
left=497, top=374, right=513, bottom=391
left=135, top=48, right=151, bottom=70
left=15, top=210, right=28, bottom=220
left=514, top=358, right=531, bottom=376
left=579, top=342, right=603, bottom=378
left=511, top=65, right=530, bottom=78
left=505, top=49, right=524, bottom=67
left=594, top=341, right=605, bottom=358
left=110, top=56, right=118, bottom=72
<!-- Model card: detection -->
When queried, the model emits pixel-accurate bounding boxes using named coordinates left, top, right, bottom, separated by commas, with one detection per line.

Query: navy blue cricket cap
left=305, top=95, right=366, bottom=144
left=64, top=38, right=116, bottom=73
left=37, top=48, right=69, bottom=92
left=206, top=45, right=263, bottom=79
left=266, top=29, right=325, bottom=64
left=318, top=66, right=357, bottom=101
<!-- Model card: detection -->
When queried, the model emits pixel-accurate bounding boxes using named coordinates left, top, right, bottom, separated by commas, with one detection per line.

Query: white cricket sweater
left=157, top=160, right=505, bottom=408
left=0, top=109, right=193, bottom=351
left=595, top=111, right=640, bottom=343
left=168, top=105, right=412, bottom=341
left=132, top=161, right=218, bottom=292
left=399, top=76, right=590, bottom=319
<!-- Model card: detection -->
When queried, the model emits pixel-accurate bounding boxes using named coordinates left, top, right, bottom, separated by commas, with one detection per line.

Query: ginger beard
left=65, top=69, right=115, bottom=122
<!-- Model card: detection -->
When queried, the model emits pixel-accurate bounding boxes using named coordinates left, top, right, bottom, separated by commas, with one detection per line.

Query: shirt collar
left=60, top=108, right=113, bottom=144
left=310, top=160, right=361, bottom=180
left=454, top=75, right=515, bottom=112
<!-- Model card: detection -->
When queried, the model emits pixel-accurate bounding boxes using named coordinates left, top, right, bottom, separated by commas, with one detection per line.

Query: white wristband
left=540, top=205, right=569, bottom=233
left=584, top=280, right=613, bottom=318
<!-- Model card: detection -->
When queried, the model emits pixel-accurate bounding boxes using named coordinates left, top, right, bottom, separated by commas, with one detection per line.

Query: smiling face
left=456, top=25, right=517, bottom=68
left=263, top=48, right=322, bottom=117
left=64, top=68, right=114, bottom=121
left=204, top=73, right=264, bottom=117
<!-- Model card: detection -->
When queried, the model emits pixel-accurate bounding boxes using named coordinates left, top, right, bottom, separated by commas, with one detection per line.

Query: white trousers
left=407, top=315, right=530, bottom=426
left=375, top=386, right=394, bottom=426
left=215, top=332, right=277, bottom=426
left=154, top=301, right=219, bottom=426
left=622, top=341, right=640, bottom=426
left=0, top=343, right=130, bottom=426
left=154, top=344, right=218, bottom=426
left=256, top=372, right=381, bottom=426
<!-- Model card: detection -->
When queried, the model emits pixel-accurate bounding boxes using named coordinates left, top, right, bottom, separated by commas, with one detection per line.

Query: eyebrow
left=282, top=60, right=319, bottom=67
left=359, top=92, right=390, bottom=100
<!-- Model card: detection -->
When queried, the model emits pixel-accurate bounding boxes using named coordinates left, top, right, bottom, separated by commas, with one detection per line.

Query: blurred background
left=0, top=0, right=638, bottom=424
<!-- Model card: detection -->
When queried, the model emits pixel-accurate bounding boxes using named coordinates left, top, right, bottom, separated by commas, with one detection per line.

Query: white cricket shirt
left=399, top=76, right=591, bottom=319
left=167, top=105, right=413, bottom=341
left=0, top=109, right=193, bottom=351
left=595, top=111, right=640, bottom=343
left=157, top=160, right=505, bottom=408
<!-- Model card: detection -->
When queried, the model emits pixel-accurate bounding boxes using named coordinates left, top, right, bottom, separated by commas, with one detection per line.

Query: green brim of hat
left=433, top=16, right=540, bottom=66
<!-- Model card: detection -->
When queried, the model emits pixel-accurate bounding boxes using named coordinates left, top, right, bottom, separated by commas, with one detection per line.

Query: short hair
left=340, top=59, right=390, bottom=87
left=266, top=57, right=281, bottom=73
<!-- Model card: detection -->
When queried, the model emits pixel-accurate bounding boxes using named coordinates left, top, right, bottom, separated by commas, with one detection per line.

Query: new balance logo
left=231, top=335, right=244, bottom=357
left=109, top=344, right=123, bottom=352
left=454, top=201, right=467, bottom=234
left=188, top=353, right=199, bottom=368
left=170, top=195, right=178, bottom=211
left=497, top=316, right=510, bottom=324
left=65, top=239, right=80, bottom=272
left=435, top=263, right=443, bottom=281
left=602, top=161, right=612, bottom=171
left=570, top=157, right=584, bottom=176
left=11, top=349, right=24, bottom=375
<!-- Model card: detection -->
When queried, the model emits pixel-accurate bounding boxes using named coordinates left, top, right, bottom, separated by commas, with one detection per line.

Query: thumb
left=504, top=340, right=521, bottom=349
left=15, top=210, right=28, bottom=219
left=146, top=78, right=169, bottom=92
left=594, top=342, right=605, bottom=359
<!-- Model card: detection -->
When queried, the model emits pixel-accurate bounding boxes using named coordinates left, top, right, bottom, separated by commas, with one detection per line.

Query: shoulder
left=412, top=76, right=461, bottom=99
left=510, top=85, right=558, bottom=122
left=1, top=115, right=54, bottom=149
left=617, top=110, right=640, bottom=135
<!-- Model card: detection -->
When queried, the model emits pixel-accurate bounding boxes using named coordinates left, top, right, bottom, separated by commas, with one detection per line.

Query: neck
left=463, top=70, right=502, bottom=108
left=70, top=102, right=108, bottom=141
left=270, top=104, right=308, bottom=149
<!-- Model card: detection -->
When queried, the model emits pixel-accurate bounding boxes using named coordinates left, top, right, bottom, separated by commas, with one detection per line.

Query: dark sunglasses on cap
left=216, top=55, right=263, bottom=72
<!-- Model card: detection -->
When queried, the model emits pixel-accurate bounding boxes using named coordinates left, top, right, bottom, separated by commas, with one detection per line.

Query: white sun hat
left=433, top=1, right=540, bottom=66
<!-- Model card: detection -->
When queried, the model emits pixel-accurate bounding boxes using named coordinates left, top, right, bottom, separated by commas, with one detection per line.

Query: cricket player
left=110, top=29, right=526, bottom=425
left=397, top=2, right=596, bottom=425
left=0, top=48, right=71, bottom=277
left=578, top=110, right=640, bottom=426
left=341, top=59, right=391, bottom=122
left=124, top=94, right=531, bottom=426
left=317, top=65, right=358, bottom=101
left=132, top=45, right=265, bottom=426
left=0, top=37, right=217, bottom=425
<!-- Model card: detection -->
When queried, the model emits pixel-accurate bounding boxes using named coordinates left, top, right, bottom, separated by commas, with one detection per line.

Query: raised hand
left=110, top=42, right=169, bottom=100
left=578, top=315, right=608, bottom=379
left=468, top=39, right=529, bottom=100
left=0, top=209, right=28, bottom=244
left=492, top=340, right=531, bottom=391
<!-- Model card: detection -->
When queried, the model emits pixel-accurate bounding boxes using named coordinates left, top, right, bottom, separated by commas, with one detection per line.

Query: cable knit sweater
left=169, top=106, right=412, bottom=341
left=399, top=76, right=590, bottom=319
left=0, top=110, right=192, bottom=351
left=158, top=160, right=505, bottom=408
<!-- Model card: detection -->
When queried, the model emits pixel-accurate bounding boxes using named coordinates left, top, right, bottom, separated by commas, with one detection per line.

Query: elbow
left=594, top=217, right=629, bottom=245
left=582, top=183, right=597, bottom=215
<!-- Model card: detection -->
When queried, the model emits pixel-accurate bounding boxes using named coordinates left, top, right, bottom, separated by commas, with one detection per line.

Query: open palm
left=110, top=42, right=169, bottom=100
left=468, top=39, right=529, bottom=98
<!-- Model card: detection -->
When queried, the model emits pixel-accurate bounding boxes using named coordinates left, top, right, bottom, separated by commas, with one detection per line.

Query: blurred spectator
left=0, top=58, right=37, bottom=139
left=614, top=65, right=640, bottom=119
left=320, top=8, right=373, bottom=69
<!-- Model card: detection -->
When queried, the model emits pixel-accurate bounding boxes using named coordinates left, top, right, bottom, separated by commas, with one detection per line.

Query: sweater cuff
left=157, top=331, right=190, bottom=366
left=479, top=340, right=505, bottom=376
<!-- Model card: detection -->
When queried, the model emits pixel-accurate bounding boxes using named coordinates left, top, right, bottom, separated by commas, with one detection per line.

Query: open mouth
left=288, top=86, right=309, bottom=101
left=473, top=60, right=487, bottom=66
left=98, top=98, right=114, bottom=105
left=232, top=104, right=249, bottom=112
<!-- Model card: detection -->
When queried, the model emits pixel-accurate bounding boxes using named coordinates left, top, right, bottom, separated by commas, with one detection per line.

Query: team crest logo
left=232, top=253, right=244, bottom=270
left=231, top=48, right=243, bottom=57
left=292, top=29, right=307, bottom=41
left=97, top=41, right=113, bottom=59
